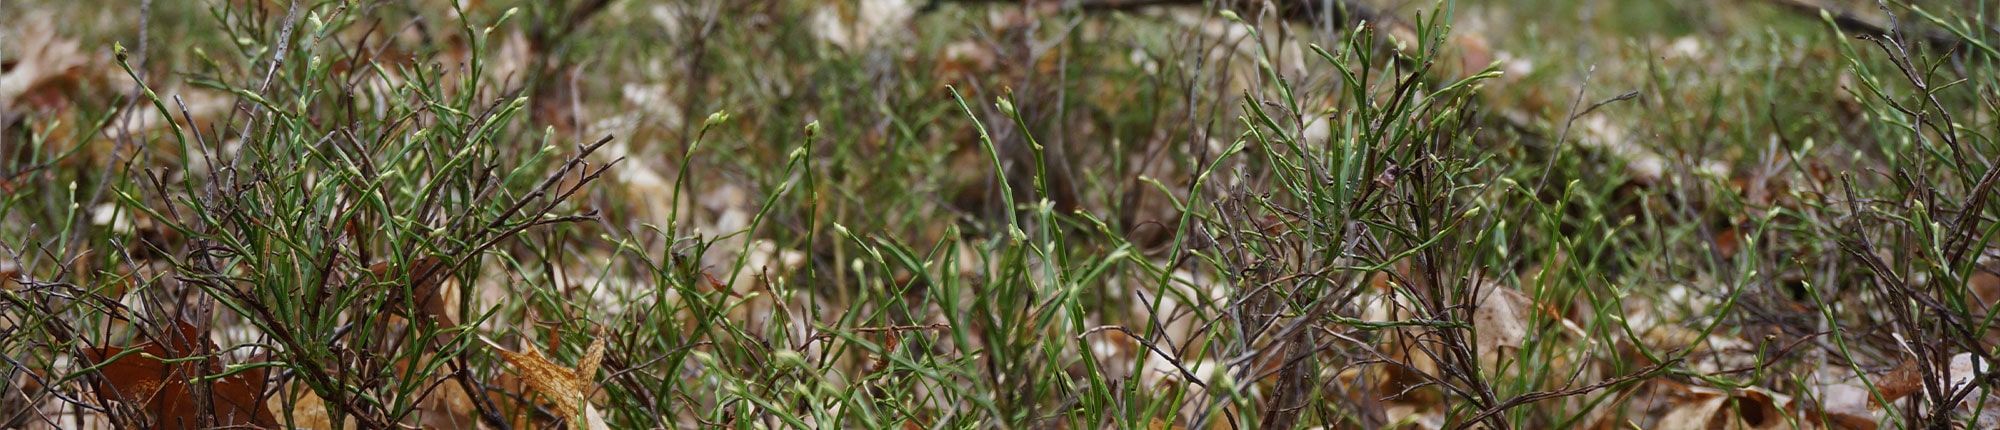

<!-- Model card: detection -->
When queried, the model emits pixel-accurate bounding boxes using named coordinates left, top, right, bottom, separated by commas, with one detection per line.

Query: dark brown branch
left=1763, top=0, right=1971, bottom=54
left=1453, top=357, right=1684, bottom=430
left=927, top=0, right=1401, bottom=29
left=1079, top=325, right=1212, bottom=389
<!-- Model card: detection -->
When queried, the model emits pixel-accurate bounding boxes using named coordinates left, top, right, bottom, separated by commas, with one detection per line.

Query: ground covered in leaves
left=4, top=0, right=2000, bottom=428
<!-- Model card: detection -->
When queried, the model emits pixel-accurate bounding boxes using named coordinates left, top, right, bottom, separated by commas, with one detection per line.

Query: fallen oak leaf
left=79, top=319, right=275, bottom=428
left=1873, top=357, right=1924, bottom=408
left=483, top=327, right=608, bottom=429
left=1655, top=386, right=1729, bottom=430
left=1813, top=382, right=1881, bottom=430
left=1946, top=353, right=1990, bottom=396
left=368, top=256, right=459, bottom=329
left=0, top=13, right=107, bottom=114
left=1860, top=352, right=1996, bottom=410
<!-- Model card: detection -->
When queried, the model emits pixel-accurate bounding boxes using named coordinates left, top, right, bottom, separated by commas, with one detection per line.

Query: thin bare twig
left=1453, top=357, right=1684, bottom=429
left=1762, top=0, right=1969, bottom=54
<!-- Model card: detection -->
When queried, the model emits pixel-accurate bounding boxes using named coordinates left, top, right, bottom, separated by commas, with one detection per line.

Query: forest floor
left=4, top=0, right=2000, bottom=428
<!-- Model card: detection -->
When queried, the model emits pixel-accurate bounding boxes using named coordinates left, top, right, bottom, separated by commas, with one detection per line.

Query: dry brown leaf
left=382, top=350, right=478, bottom=430
left=1655, top=386, right=1729, bottom=430
left=0, top=262, right=19, bottom=291
left=0, top=13, right=106, bottom=114
left=1874, top=358, right=1924, bottom=407
left=1382, top=401, right=1445, bottom=430
left=936, top=41, right=998, bottom=79
left=1474, top=285, right=1540, bottom=371
left=1971, top=270, right=2000, bottom=315
left=484, top=329, right=609, bottom=429
left=369, top=256, right=459, bottom=329
left=80, top=319, right=275, bottom=427
left=1713, top=226, right=1742, bottom=259
left=1654, top=384, right=1793, bottom=430
left=270, top=386, right=354, bottom=430
left=1814, top=383, right=1880, bottom=430
left=1730, top=387, right=1791, bottom=430
left=1947, top=353, right=1990, bottom=395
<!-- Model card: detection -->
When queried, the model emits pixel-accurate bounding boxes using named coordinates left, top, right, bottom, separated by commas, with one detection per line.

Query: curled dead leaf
left=483, top=328, right=609, bottom=429
left=1651, top=383, right=1791, bottom=430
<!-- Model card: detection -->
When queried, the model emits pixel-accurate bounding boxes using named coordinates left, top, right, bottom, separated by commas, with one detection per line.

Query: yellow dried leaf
left=484, top=329, right=607, bottom=428
left=578, top=330, right=606, bottom=381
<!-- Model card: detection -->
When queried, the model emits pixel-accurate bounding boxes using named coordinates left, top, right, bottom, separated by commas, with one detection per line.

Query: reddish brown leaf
left=0, top=263, right=19, bottom=291
left=82, top=319, right=275, bottom=427
left=868, top=332, right=903, bottom=375
left=1970, top=270, right=2000, bottom=314
left=369, top=256, right=458, bottom=328
left=1713, top=226, right=1741, bottom=259
left=1874, top=358, right=1924, bottom=408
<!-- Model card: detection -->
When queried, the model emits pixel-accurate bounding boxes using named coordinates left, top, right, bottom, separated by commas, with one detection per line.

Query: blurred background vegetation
left=4, top=0, right=2000, bottom=428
